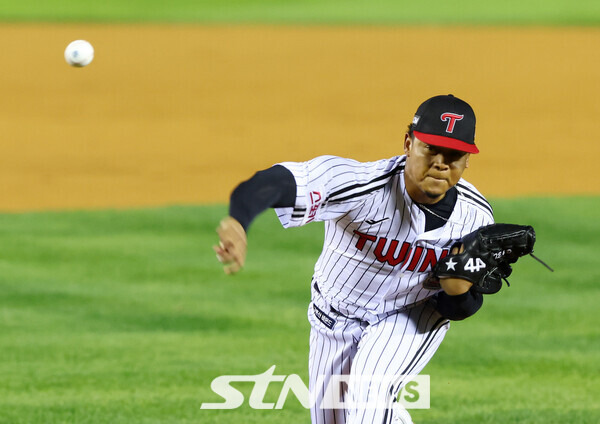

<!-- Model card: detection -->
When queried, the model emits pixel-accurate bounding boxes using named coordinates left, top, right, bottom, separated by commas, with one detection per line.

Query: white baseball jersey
left=274, top=154, right=493, bottom=424
left=275, top=155, right=494, bottom=321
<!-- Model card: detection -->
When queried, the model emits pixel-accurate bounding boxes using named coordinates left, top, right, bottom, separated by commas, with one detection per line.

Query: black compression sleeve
left=228, top=165, right=297, bottom=231
left=432, top=289, right=483, bottom=321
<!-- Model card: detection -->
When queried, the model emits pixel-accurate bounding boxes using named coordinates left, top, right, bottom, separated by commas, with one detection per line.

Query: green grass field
left=0, top=0, right=599, bottom=24
left=0, top=1, right=598, bottom=423
left=0, top=197, right=598, bottom=423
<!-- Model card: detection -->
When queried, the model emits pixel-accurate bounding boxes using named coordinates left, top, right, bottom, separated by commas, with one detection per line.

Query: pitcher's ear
left=404, top=134, right=412, bottom=156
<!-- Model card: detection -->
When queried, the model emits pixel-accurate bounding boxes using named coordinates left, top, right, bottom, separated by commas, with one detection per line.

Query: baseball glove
left=433, top=223, right=549, bottom=294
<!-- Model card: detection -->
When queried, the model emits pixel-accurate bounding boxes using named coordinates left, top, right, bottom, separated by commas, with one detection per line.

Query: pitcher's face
left=403, top=135, right=470, bottom=204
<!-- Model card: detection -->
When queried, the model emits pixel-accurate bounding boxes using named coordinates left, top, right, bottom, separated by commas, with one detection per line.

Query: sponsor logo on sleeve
left=306, top=191, right=322, bottom=223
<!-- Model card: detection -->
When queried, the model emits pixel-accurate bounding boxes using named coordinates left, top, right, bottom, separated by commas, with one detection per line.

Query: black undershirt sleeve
left=229, top=165, right=297, bottom=231
left=432, top=289, right=484, bottom=321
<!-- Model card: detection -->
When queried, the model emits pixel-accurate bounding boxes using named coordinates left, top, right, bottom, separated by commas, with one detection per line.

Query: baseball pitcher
left=214, top=94, right=541, bottom=423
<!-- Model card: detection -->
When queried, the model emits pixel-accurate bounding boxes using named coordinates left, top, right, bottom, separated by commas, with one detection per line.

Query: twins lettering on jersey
left=275, top=155, right=494, bottom=319
left=353, top=230, right=449, bottom=271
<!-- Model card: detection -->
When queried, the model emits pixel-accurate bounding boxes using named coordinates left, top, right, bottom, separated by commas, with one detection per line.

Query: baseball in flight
left=64, top=40, right=94, bottom=67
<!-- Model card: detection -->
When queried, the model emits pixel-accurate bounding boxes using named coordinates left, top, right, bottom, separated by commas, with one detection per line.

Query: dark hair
left=407, top=123, right=414, bottom=139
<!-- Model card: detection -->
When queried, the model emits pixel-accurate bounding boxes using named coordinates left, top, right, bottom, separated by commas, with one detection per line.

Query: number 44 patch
left=465, top=257, right=487, bottom=272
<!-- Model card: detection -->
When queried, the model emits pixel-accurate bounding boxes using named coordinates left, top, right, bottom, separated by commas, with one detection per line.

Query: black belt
left=313, top=280, right=358, bottom=320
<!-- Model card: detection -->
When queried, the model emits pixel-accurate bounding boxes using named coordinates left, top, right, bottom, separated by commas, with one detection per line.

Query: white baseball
left=64, top=40, right=94, bottom=67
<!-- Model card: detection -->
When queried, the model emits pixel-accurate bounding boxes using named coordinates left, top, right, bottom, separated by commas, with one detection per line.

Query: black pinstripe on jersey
left=381, top=315, right=448, bottom=424
left=275, top=155, right=494, bottom=320
left=456, top=182, right=494, bottom=217
left=324, top=163, right=406, bottom=205
left=275, top=154, right=493, bottom=424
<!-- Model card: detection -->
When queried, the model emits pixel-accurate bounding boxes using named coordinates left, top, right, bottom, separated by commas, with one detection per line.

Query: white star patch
left=445, top=258, right=457, bottom=271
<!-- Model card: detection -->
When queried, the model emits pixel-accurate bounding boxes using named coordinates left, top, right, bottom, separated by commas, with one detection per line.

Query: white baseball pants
left=308, top=284, right=450, bottom=424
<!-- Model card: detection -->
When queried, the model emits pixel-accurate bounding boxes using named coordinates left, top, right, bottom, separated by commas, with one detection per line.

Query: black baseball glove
left=433, top=223, right=549, bottom=294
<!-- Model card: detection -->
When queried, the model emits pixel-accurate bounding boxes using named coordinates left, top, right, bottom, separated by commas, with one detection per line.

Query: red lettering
left=440, top=113, right=464, bottom=133
left=374, top=239, right=411, bottom=266
left=306, top=191, right=322, bottom=223
left=418, top=248, right=449, bottom=272
left=418, top=249, right=438, bottom=272
left=353, top=230, right=377, bottom=251
left=406, top=247, right=424, bottom=271
left=352, top=233, right=450, bottom=271
left=401, top=248, right=412, bottom=266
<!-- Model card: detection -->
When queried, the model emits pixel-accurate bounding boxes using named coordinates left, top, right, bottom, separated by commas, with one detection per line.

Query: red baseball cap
left=412, top=94, right=479, bottom=153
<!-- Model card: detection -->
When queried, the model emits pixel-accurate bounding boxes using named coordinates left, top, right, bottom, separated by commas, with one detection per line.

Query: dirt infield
left=0, top=24, right=598, bottom=211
